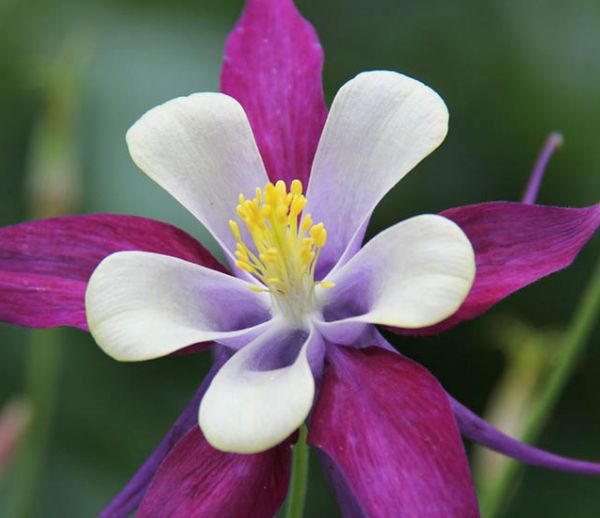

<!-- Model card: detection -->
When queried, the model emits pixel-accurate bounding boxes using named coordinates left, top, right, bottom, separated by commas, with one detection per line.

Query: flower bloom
left=87, top=68, right=477, bottom=460
left=1, top=0, right=600, bottom=516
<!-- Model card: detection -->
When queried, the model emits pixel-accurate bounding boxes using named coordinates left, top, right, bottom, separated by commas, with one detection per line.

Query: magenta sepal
left=451, top=397, right=600, bottom=474
left=318, top=450, right=365, bottom=518
left=0, top=214, right=224, bottom=330
left=137, top=428, right=292, bottom=517
left=391, top=201, right=600, bottom=335
left=221, top=0, right=327, bottom=186
left=308, top=345, right=480, bottom=517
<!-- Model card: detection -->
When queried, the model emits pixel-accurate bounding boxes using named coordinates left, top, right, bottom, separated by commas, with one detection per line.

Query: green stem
left=285, top=424, right=310, bottom=518
left=5, top=329, right=62, bottom=518
left=482, top=252, right=600, bottom=518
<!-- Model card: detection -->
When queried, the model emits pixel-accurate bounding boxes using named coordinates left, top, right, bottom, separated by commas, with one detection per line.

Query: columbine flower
left=86, top=68, right=477, bottom=459
left=1, top=0, right=600, bottom=516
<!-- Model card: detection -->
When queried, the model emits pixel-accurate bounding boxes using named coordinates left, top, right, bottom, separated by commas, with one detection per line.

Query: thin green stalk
left=482, top=252, right=600, bottom=517
left=5, top=330, right=62, bottom=518
left=286, top=424, right=310, bottom=518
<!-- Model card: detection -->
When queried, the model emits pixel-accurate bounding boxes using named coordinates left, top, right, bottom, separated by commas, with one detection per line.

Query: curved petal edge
left=306, top=70, right=449, bottom=274
left=199, top=326, right=320, bottom=453
left=86, top=251, right=270, bottom=361
left=126, top=92, right=269, bottom=257
left=322, top=214, right=475, bottom=329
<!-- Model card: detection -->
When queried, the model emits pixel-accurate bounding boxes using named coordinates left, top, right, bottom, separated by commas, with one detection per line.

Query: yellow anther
left=266, top=182, right=276, bottom=200
left=275, top=180, right=286, bottom=194
left=229, top=179, right=330, bottom=304
left=301, top=214, right=313, bottom=233
left=291, top=179, right=303, bottom=196
left=235, top=260, right=253, bottom=272
left=275, top=205, right=287, bottom=222
left=310, top=222, right=324, bottom=236
left=310, top=223, right=327, bottom=247
left=261, top=204, right=272, bottom=219
left=246, top=221, right=258, bottom=236
left=316, top=229, right=327, bottom=247
left=290, top=196, right=307, bottom=217
left=229, top=220, right=241, bottom=240
left=259, top=247, right=279, bottom=264
left=319, top=281, right=336, bottom=289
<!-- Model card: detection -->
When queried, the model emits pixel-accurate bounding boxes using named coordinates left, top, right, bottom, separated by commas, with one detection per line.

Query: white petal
left=126, top=93, right=269, bottom=257
left=322, top=215, right=475, bottom=328
left=305, top=71, right=449, bottom=273
left=199, top=325, right=318, bottom=453
left=85, top=251, right=271, bottom=361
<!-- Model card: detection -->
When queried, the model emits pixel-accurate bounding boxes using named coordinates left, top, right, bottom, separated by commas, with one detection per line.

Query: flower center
left=229, top=179, right=333, bottom=324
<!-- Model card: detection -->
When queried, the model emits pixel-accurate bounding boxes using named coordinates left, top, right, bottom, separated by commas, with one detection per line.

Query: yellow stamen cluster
left=230, top=180, right=334, bottom=310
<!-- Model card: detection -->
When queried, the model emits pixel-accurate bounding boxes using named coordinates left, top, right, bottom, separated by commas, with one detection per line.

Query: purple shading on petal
left=138, top=429, right=292, bottom=518
left=221, top=0, right=327, bottom=186
left=0, top=214, right=225, bottom=330
left=99, top=358, right=226, bottom=518
left=309, top=345, right=479, bottom=517
left=391, top=202, right=600, bottom=335
left=451, top=397, right=600, bottom=474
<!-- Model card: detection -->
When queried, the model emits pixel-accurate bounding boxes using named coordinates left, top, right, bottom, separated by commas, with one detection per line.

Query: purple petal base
left=451, top=397, right=600, bottom=474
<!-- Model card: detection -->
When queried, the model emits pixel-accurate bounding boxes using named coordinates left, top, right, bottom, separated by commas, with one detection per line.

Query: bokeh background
left=0, top=0, right=599, bottom=516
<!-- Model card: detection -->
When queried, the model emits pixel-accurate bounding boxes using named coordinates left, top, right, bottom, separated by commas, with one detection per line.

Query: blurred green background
left=0, top=0, right=599, bottom=516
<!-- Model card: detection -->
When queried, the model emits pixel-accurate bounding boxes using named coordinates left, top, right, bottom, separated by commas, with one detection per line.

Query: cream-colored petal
left=322, top=215, right=475, bottom=328
left=126, top=93, right=269, bottom=257
left=199, top=325, right=318, bottom=453
left=305, top=71, right=449, bottom=273
left=85, top=251, right=271, bottom=361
